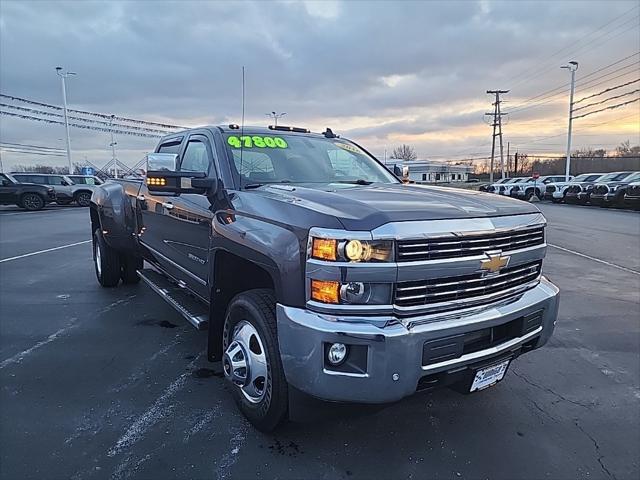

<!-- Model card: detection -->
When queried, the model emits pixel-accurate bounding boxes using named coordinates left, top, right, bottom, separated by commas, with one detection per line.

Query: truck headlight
left=310, top=279, right=391, bottom=305
left=310, top=237, right=393, bottom=262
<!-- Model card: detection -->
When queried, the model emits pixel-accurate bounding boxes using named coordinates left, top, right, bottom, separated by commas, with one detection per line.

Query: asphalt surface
left=0, top=202, right=639, bottom=480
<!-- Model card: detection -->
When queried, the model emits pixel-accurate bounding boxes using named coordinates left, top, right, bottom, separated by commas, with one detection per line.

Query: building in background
left=384, top=160, right=473, bottom=183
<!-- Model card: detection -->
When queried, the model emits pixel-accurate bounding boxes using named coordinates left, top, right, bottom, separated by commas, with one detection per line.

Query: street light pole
left=562, top=61, right=578, bottom=182
left=56, top=67, right=76, bottom=174
left=110, top=115, right=118, bottom=179
left=266, top=111, right=286, bottom=126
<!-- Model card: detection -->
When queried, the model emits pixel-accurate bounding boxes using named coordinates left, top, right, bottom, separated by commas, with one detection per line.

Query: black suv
left=0, top=173, right=56, bottom=210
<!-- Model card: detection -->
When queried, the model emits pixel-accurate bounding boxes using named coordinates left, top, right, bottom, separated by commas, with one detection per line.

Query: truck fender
left=90, top=181, right=139, bottom=253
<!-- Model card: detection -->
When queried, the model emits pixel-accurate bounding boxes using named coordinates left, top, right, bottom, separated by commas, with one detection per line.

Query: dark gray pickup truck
left=90, top=125, right=559, bottom=431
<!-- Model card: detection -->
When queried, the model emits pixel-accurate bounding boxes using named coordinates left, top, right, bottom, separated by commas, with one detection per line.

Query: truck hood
left=255, top=182, right=539, bottom=230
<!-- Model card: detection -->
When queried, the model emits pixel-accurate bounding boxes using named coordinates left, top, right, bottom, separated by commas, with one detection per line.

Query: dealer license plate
left=470, top=359, right=510, bottom=392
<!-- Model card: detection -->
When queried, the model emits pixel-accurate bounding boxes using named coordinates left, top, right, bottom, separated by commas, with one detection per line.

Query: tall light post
left=561, top=61, right=578, bottom=182
left=109, top=115, right=118, bottom=179
left=266, top=111, right=286, bottom=126
left=55, top=66, right=76, bottom=174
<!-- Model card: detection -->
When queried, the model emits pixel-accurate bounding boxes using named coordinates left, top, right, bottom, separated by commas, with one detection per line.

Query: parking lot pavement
left=1, top=205, right=638, bottom=480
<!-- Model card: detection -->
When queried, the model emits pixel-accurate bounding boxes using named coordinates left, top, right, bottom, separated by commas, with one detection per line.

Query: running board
left=137, top=268, right=208, bottom=330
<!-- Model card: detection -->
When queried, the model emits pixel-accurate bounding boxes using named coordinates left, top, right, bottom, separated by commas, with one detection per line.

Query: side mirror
left=146, top=153, right=217, bottom=195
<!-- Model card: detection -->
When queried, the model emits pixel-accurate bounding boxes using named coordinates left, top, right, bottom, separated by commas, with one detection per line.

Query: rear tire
left=93, top=229, right=121, bottom=287
left=20, top=193, right=45, bottom=211
left=75, top=191, right=92, bottom=207
left=222, top=289, right=288, bottom=432
left=120, top=254, right=143, bottom=284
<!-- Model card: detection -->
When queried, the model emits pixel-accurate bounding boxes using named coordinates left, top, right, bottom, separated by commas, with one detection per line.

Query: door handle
left=162, top=202, right=174, bottom=210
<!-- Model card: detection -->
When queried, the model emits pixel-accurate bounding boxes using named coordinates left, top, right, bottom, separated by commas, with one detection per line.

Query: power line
left=572, top=97, right=640, bottom=119
left=507, top=5, right=639, bottom=87
left=0, top=93, right=187, bottom=130
left=578, top=51, right=640, bottom=82
left=508, top=10, right=640, bottom=91
left=0, top=110, right=163, bottom=138
left=574, top=78, right=640, bottom=104
left=0, top=103, right=172, bottom=135
left=573, top=88, right=640, bottom=112
left=0, top=142, right=65, bottom=152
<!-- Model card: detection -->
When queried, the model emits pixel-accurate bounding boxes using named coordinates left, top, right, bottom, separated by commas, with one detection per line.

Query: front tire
left=93, top=229, right=121, bottom=287
left=222, top=289, right=288, bottom=432
left=20, top=193, right=45, bottom=211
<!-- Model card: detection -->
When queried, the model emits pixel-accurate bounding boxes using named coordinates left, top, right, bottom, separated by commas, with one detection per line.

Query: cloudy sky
left=1, top=0, right=639, bottom=171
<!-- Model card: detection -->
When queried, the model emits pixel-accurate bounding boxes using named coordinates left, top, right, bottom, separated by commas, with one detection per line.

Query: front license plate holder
left=470, top=359, right=511, bottom=392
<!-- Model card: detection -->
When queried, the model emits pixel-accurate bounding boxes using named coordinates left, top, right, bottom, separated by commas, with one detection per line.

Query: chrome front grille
left=593, top=185, right=609, bottom=195
left=545, top=185, right=556, bottom=193
left=395, top=260, right=542, bottom=309
left=396, top=227, right=544, bottom=262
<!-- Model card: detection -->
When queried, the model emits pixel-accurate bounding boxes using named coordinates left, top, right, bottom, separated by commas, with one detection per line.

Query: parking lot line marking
left=0, top=321, right=78, bottom=369
left=0, top=240, right=91, bottom=263
left=108, top=352, right=204, bottom=458
left=548, top=243, right=640, bottom=276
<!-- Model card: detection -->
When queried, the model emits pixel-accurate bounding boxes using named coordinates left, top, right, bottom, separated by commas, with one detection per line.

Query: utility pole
left=265, top=111, right=286, bottom=126
left=110, top=115, right=118, bottom=179
left=506, top=142, right=510, bottom=177
left=486, top=90, right=509, bottom=183
left=55, top=67, right=76, bottom=174
left=514, top=151, right=519, bottom=175
left=561, top=61, right=579, bottom=182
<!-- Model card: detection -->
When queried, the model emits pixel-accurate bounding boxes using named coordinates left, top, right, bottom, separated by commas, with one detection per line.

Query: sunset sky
left=0, top=0, right=638, bottom=171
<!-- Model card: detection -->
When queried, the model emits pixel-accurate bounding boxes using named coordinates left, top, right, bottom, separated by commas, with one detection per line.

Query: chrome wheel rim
left=95, top=241, right=102, bottom=276
left=223, top=320, right=268, bottom=403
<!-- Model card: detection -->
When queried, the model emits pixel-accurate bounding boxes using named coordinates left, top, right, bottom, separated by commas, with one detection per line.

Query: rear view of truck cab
left=90, top=124, right=559, bottom=431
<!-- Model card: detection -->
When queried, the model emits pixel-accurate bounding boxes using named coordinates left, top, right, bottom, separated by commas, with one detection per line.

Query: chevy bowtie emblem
left=480, top=251, right=510, bottom=273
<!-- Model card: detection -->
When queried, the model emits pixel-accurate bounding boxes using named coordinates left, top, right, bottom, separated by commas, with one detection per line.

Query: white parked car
left=543, top=173, right=605, bottom=203
left=487, top=177, right=529, bottom=196
left=511, top=175, right=571, bottom=201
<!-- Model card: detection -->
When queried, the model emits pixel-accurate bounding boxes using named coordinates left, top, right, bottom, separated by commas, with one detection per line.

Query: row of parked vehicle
left=481, top=171, right=640, bottom=210
left=0, top=172, right=104, bottom=211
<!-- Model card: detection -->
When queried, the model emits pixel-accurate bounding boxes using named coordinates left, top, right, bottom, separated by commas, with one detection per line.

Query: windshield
left=223, top=133, right=398, bottom=187
left=599, top=172, right=634, bottom=182
left=70, top=176, right=101, bottom=185
left=574, top=174, right=601, bottom=182
left=625, top=172, right=640, bottom=182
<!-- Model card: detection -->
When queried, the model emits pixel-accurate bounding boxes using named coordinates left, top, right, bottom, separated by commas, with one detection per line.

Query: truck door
left=139, top=134, right=215, bottom=300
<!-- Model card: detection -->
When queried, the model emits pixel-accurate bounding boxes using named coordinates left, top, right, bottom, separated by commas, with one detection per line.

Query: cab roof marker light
left=268, top=125, right=310, bottom=133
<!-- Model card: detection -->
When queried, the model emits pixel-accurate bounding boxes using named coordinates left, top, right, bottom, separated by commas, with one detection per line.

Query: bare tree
left=391, top=144, right=417, bottom=161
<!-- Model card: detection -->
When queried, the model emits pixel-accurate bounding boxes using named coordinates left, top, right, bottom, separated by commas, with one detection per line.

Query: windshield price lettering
left=227, top=135, right=288, bottom=149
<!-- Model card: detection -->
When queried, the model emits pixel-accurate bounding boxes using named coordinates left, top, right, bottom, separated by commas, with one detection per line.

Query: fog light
left=327, top=343, right=347, bottom=365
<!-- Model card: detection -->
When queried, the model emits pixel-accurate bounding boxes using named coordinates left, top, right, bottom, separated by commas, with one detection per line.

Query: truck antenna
left=239, top=66, right=245, bottom=190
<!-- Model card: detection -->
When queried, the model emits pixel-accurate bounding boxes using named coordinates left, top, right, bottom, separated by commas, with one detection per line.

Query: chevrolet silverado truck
left=90, top=125, right=559, bottom=431
left=0, top=173, right=56, bottom=210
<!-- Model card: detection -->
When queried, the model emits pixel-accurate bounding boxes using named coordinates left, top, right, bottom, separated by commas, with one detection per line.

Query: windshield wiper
left=243, top=183, right=264, bottom=189
left=336, top=179, right=373, bottom=185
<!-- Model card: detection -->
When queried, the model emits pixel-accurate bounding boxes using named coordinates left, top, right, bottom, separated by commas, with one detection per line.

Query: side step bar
left=137, top=268, right=208, bottom=330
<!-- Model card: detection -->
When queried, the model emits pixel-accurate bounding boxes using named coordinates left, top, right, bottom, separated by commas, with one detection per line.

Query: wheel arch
left=207, top=250, right=279, bottom=362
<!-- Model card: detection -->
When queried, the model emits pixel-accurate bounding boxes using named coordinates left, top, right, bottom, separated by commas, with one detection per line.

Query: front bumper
left=590, top=193, right=615, bottom=204
left=277, top=277, right=559, bottom=403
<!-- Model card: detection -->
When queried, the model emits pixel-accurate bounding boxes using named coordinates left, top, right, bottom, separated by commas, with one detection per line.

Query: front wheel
left=93, top=229, right=121, bottom=287
left=222, top=289, right=288, bottom=432
left=21, top=193, right=45, bottom=211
